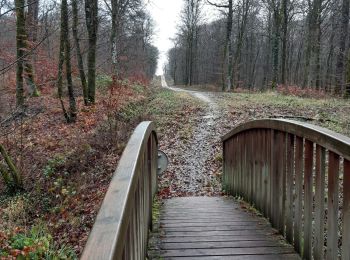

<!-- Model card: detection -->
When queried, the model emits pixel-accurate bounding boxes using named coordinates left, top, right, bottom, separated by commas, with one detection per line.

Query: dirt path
left=160, top=76, right=229, bottom=196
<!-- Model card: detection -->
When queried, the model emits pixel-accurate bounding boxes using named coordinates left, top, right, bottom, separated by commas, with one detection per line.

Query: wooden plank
left=162, top=223, right=269, bottom=228
left=163, top=230, right=274, bottom=237
left=163, top=225, right=272, bottom=232
left=326, top=151, right=340, bottom=260
left=303, top=140, right=313, bottom=260
left=343, top=159, right=350, bottom=260
left=160, top=247, right=296, bottom=257
left=294, top=136, right=303, bottom=254
left=167, top=255, right=301, bottom=260
left=161, top=235, right=277, bottom=243
left=314, top=145, right=325, bottom=260
left=160, top=240, right=290, bottom=250
left=285, top=134, right=295, bottom=244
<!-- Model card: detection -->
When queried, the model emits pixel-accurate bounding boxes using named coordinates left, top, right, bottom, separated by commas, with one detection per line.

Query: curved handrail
left=222, top=119, right=350, bottom=160
left=81, top=121, right=158, bottom=260
left=222, top=119, right=350, bottom=260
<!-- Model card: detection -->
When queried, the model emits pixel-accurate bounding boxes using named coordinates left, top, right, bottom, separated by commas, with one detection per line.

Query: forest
left=166, top=0, right=350, bottom=96
left=1, top=0, right=350, bottom=259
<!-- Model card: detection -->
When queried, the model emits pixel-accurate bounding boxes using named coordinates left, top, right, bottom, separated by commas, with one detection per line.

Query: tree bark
left=0, top=144, right=23, bottom=190
left=281, top=0, right=288, bottom=86
left=72, top=0, right=88, bottom=105
left=85, top=0, right=98, bottom=103
left=15, top=0, right=25, bottom=107
left=335, top=0, right=350, bottom=94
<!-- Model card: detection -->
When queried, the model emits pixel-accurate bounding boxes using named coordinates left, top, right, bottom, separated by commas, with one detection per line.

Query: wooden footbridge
left=81, top=120, right=350, bottom=260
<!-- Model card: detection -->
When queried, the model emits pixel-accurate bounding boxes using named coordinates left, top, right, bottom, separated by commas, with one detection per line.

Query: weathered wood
left=165, top=255, right=301, bottom=260
left=343, top=159, right=350, bottom=260
left=327, top=151, right=340, bottom=260
left=303, top=140, right=313, bottom=260
left=149, top=197, right=300, bottom=259
left=285, top=134, right=294, bottom=244
left=314, top=145, right=325, bottom=260
left=81, top=122, right=158, bottom=260
left=222, top=119, right=350, bottom=260
left=294, top=136, right=303, bottom=255
left=222, top=119, right=350, bottom=161
left=160, top=247, right=296, bottom=257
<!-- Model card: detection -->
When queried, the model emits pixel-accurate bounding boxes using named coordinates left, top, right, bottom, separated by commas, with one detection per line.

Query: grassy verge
left=218, top=92, right=350, bottom=136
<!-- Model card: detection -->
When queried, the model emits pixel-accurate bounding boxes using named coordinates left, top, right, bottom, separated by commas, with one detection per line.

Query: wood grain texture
left=81, top=122, right=158, bottom=260
left=327, top=151, right=340, bottom=260
left=148, top=197, right=300, bottom=260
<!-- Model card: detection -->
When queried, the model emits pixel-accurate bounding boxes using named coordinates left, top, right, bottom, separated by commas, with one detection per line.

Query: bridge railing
left=222, top=119, right=350, bottom=260
left=81, top=121, right=158, bottom=260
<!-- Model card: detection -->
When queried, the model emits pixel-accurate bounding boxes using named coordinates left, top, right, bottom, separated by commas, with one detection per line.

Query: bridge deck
left=149, top=197, right=300, bottom=260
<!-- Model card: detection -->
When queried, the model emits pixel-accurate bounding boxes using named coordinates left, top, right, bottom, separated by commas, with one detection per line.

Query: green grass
left=219, top=92, right=350, bottom=136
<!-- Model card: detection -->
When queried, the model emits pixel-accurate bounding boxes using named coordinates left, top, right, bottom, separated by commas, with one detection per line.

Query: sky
left=147, top=0, right=220, bottom=75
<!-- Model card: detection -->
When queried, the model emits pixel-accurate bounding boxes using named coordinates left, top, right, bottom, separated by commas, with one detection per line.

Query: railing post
left=343, top=159, right=350, bottom=260
left=303, top=140, right=313, bottom=259
left=327, top=151, right=340, bottom=260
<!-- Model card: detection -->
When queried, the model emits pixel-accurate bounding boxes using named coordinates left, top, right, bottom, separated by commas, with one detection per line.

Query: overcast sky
left=147, top=0, right=220, bottom=75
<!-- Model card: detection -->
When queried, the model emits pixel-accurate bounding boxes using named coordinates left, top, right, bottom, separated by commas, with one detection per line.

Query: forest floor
left=1, top=76, right=350, bottom=258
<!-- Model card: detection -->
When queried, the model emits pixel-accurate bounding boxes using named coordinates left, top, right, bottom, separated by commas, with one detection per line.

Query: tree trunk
left=281, top=0, right=288, bottom=86
left=24, top=0, right=40, bottom=97
left=226, top=0, right=233, bottom=91
left=15, top=0, right=25, bottom=107
left=58, top=0, right=77, bottom=123
left=72, top=0, right=88, bottom=105
left=63, top=0, right=77, bottom=122
left=335, top=0, right=350, bottom=94
left=0, top=144, right=23, bottom=190
left=271, top=2, right=280, bottom=90
left=85, top=0, right=98, bottom=104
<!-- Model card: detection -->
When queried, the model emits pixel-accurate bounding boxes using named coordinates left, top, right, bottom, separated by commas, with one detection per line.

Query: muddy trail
left=159, top=76, right=231, bottom=197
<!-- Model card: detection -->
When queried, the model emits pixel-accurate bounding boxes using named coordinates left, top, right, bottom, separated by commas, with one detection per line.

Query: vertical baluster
left=327, top=151, right=339, bottom=260
left=271, top=130, right=278, bottom=228
left=262, top=129, right=268, bottom=216
left=273, top=131, right=285, bottom=233
left=243, top=132, right=249, bottom=200
left=266, top=129, right=272, bottom=220
left=230, top=138, right=235, bottom=194
left=136, top=182, right=141, bottom=260
left=294, top=136, right=303, bottom=254
left=280, top=132, right=286, bottom=234
left=251, top=131, right=255, bottom=204
left=314, top=145, right=325, bottom=260
left=229, top=139, right=232, bottom=193
left=233, top=137, right=237, bottom=195
left=140, top=153, right=145, bottom=258
left=238, top=134, right=242, bottom=196
left=285, top=133, right=295, bottom=244
left=304, top=140, right=313, bottom=259
left=247, top=131, right=251, bottom=202
left=256, top=130, right=262, bottom=212
left=343, top=159, right=350, bottom=260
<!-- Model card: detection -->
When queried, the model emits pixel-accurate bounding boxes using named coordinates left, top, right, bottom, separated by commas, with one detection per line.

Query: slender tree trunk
left=85, top=0, right=98, bottom=104
left=63, top=0, right=77, bottom=122
left=111, top=0, right=119, bottom=76
left=15, top=0, right=25, bottom=107
left=271, top=3, right=280, bottom=89
left=24, top=0, right=40, bottom=97
left=326, top=13, right=336, bottom=92
left=226, top=0, right=233, bottom=91
left=72, top=0, right=88, bottom=105
left=58, top=0, right=77, bottom=123
left=281, top=0, right=288, bottom=86
left=335, top=0, right=350, bottom=94
left=313, top=0, right=322, bottom=90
